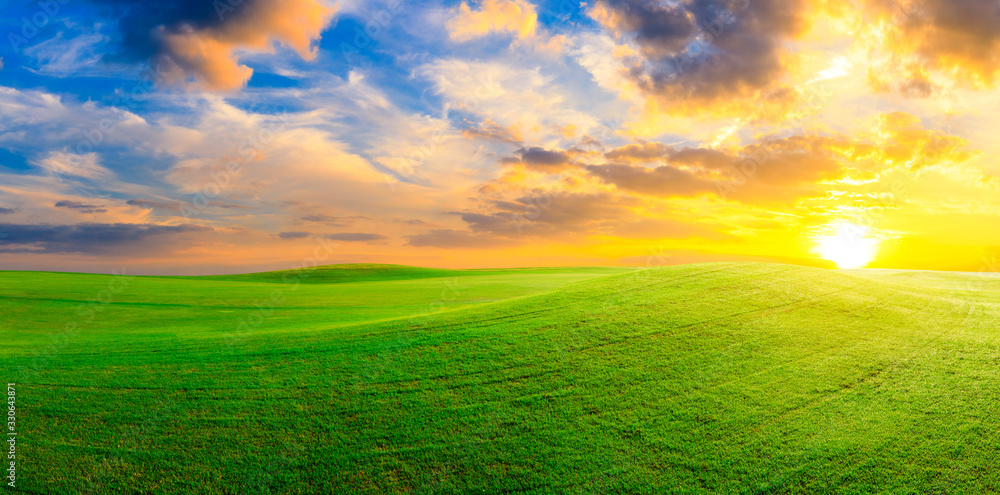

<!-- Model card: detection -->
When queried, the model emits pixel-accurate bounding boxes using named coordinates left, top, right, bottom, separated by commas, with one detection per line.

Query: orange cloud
left=478, top=112, right=983, bottom=211
left=156, top=0, right=337, bottom=91
left=868, top=112, right=978, bottom=170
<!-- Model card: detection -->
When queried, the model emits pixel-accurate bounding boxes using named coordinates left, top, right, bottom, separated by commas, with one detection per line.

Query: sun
left=814, top=222, right=880, bottom=269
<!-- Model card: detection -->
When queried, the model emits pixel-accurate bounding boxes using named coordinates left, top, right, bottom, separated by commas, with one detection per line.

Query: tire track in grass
left=813, top=298, right=981, bottom=492
left=674, top=287, right=950, bottom=403
left=743, top=299, right=977, bottom=493
left=350, top=271, right=902, bottom=489
left=573, top=285, right=864, bottom=358
left=351, top=268, right=805, bottom=401
left=743, top=296, right=965, bottom=434
left=572, top=282, right=952, bottom=492
left=345, top=269, right=720, bottom=493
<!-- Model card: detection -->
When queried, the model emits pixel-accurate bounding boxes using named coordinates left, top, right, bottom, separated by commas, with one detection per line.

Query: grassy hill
left=2, top=263, right=999, bottom=493
left=187, top=264, right=632, bottom=284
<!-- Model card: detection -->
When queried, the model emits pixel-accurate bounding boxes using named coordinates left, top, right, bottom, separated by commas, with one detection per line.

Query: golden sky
left=0, top=0, right=998, bottom=274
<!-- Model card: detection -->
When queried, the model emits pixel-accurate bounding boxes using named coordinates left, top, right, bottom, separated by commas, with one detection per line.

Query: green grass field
left=2, top=262, right=1000, bottom=494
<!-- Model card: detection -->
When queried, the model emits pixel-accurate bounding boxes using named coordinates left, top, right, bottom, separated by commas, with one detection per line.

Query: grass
left=2, top=262, right=999, bottom=494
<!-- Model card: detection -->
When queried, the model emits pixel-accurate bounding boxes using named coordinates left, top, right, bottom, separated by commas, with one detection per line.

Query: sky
left=0, top=0, right=999, bottom=275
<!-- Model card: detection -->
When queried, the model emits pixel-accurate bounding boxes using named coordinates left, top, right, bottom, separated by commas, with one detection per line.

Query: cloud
left=584, top=163, right=715, bottom=197
left=126, top=199, right=182, bottom=211
left=300, top=214, right=348, bottom=225
left=461, top=119, right=524, bottom=144
left=860, top=0, right=1000, bottom=94
left=407, top=229, right=512, bottom=248
left=89, top=0, right=337, bottom=91
left=865, top=112, right=977, bottom=171
left=604, top=142, right=672, bottom=162
left=326, top=232, right=388, bottom=242
left=24, top=31, right=107, bottom=77
left=501, top=147, right=573, bottom=172
left=589, top=0, right=814, bottom=118
left=0, top=223, right=212, bottom=255
left=460, top=192, right=643, bottom=237
left=279, top=231, right=386, bottom=242
left=277, top=231, right=311, bottom=240
left=417, top=59, right=601, bottom=144
left=447, top=0, right=538, bottom=41
left=0, top=207, right=15, bottom=215
left=54, top=200, right=108, bottom=214
left=34, top=152, right=114, bottom=181
left=487, top=117, right=973, bottom=206
left=589, top=0, right=698, bottom=58
left=486, top=134, right=854, bottom=203
left=126, top=198, right=249, bottom=213
left=588, top=136, right=850, bottom=203
left=410, top=189, right=736, bottom=248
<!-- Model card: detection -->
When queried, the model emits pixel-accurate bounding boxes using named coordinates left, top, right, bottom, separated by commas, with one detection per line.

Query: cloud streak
left=0, top=223, right=212, bottom=255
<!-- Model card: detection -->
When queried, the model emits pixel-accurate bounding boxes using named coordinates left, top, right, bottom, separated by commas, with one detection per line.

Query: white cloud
left=34, top=151, right=113, bottom=181
left=24, top=31, right=108, bottom=77
left=418, top=58, right=603, bottom=145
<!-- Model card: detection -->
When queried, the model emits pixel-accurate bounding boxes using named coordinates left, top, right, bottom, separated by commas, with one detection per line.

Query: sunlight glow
left=814, top=222, right=880, bottom=269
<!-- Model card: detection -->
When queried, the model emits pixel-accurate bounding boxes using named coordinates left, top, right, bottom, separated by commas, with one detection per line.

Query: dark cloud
left=460, top=192, right=642, bottom=237
left=593, top=0, right=809, bottom=116
left=55, top=200, right=100, bottom=209
left=326, top=233, right=387, bottom=242
left=0, top=223, right=212, bottom=255
left=126, top=199, right=247, bottom=212
left=300, top=214, right=349, bottom=226
left=594, top=0, right=698, bottom=58
left=395, top=218, right=428, bottom=226
left=603, top=142, right=733, bottom=169
left=502, top=147, right=574, bottom=172
left=208, top=201, right=250, bottom=209
left=0, top=207, right=15, bottom=215
left=406, top=229, right=512, bottom=249
left=54, top=200, right=108, bottom=214
left=279, top=231, right=388, bottom=243
left=597, top=0, right=1000, bottom=102
left=126, top=198, right=182, bottom=211
left=278, top=231, right=311, bottom=240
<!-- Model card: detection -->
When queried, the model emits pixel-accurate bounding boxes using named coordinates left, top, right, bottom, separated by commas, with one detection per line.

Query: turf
left=2, top=262, right=999, bottom=494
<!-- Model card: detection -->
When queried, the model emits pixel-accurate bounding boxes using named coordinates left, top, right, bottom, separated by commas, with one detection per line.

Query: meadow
left=1, top=262, right=999, bottom=494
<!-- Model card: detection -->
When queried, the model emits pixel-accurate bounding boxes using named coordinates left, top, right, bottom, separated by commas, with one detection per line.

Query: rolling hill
left=1, top=263, right=998, bottom=494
